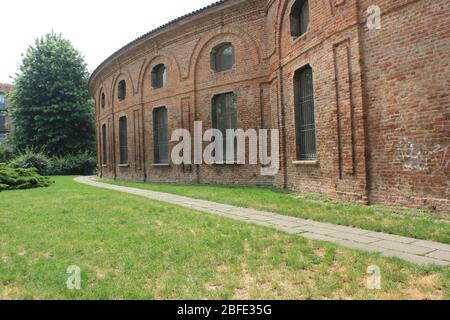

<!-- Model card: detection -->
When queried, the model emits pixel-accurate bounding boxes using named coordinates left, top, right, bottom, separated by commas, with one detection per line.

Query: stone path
left=75, top=176, right=450, bottom=267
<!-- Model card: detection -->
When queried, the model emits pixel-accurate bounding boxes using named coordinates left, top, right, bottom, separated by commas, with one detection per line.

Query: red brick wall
left=359, top=0, right=449, bottom=211
left=0, top=83, right=13, bottom=135
left=90, top=0, right=449, bottom=211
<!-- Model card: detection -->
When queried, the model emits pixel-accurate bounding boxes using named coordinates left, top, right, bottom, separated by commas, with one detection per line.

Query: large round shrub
left=8, top=149, right=50, bottom=175
left=0, top=146, right=15, bottom=163
left=47, top=153, right=97, bottom=176
left=0, top=164, right=52, bottom=191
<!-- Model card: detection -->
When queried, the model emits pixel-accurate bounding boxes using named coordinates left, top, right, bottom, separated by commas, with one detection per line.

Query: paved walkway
left=75, top=176, right=450, bottom=267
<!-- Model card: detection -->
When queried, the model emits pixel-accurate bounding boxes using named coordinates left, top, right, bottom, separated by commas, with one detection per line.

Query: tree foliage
left=9, top=32, right=95, bottom=156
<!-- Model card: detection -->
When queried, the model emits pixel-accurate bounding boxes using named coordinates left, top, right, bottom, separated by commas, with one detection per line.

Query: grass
left=100, top=178, right=450, bottom=244
left=0, top=176, right=448, bottom=300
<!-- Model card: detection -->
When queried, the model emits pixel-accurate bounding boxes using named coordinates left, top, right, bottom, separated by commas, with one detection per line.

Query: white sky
left=0, top=0, right=218, bottom=84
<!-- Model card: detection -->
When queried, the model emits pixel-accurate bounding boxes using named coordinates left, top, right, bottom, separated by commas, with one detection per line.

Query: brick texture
left=0, top=83, right=13, bottom=138
left=89, top=0, right=450, bottom=212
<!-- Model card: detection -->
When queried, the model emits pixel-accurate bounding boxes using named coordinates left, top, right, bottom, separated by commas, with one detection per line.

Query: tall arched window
left=151, top=64, right=167, bottom=89
left=294, top=65, right=316, bottom=160
left=153, top=107, right=169, bottom=164
left=212, top=92, right=237, bottom=162
left=119, top=116, right=128, bottom=165
left=211, top=43, right=235, bottom=72
left=102, top=124, right=107, bottom=165
left=290, top=0, right=310, bottom=39
left=118, top=80, right=126, bottom=101
left=101, top=92, right=106, bottom=109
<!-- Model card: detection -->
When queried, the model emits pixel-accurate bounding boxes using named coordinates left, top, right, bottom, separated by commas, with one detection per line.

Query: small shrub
left=8, top=149, right=50, bottom=175
left=47, top=153, right=97, bottom=176
left=0, top=145, right=14, bottom=164
left=0, top=164, right=52, bottom=191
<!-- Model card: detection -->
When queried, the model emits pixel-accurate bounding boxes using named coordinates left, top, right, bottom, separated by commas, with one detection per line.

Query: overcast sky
left=0, top=0, right=218, bottom=84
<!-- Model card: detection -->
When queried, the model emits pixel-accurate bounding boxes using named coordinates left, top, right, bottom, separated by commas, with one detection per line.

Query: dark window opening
left=118, top=80, right=126, bottom=101
left=151, top=64, right=167, bottom=89
left=290, top=0, right=310, bottom=39
left=212, top=92, right=238, bottom=162
left=0, top=94, right=6, bottom=110
left=101, top=93, right=106, bottom=109
left=119, top=116, right=128, bottom=164
left=0, top=115, right=6, bottom=132
left=294, top=65, right=316, bottom=161
left=153, top=107, right=169, bottom=164
left=211, top=43, right=235, bottom=72
left=102, top=124, right=107, bottom=165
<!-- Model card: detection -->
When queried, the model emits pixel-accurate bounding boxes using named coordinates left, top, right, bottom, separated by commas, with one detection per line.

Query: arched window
left=290, top=0, right=310, bottom=39
left=212, top=92, right=237, bottom=162
left=118, top=80, right=126, bottom=101
left=211, top=43, right=235, bottom=72
left=153, top=107, right=169, bottom=164
left=102, top=124, right=107, bottom=165
left=119, top=116, right=128, bottom=165
left=101, top=92, right=106, bottom=109
left=151, top=64, right=167, bottom=89
left=294, top=65, right=316, bottom=160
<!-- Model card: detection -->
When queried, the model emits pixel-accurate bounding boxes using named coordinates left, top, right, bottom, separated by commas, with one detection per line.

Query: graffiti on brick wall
left=395, top=137, right=448, bottom=176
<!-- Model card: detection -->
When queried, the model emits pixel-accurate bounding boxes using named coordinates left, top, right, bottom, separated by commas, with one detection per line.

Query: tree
left=9, top=32, right=95, bottom=156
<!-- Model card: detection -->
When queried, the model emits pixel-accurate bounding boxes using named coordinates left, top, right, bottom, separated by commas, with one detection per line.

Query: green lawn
left=100, top=178, right=450, bottom=244
left=0, top=176, right=449, bottom=300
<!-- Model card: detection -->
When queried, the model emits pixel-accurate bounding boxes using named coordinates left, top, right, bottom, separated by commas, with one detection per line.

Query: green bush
left=0, top=145, right=15, bottom=164
left=0, top=164, right=52, bottom=191
left=47, top=153, right=97, bottom=176
left=8, top=149, right=50, bottom=175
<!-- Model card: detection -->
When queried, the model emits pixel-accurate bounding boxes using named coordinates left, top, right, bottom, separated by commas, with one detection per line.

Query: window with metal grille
left=211, top=43, right=235, bottom=72
left=212, top=92, right=237, bottom=162
left=290, top=0, right=310, bottom=39
left=102, top=124, right=107, bottom=165
left=0, top=115, right=6, bottom=132
left=294, top=65, right=316, bottom=161
left=101, top=92, right=106, bottom=109
left=151, top=64, right=167, bottom=89
left=119, top=116, right=128, bottom=164
left=153, top=107, right=169, bottom=164
left=118, top=80, right=126, bottom=101
left=0, top=94, right=5, bottom=110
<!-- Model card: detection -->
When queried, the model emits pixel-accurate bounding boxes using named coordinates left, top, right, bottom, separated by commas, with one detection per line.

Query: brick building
left=0, top=83, right=13, bottom=142
left=89, top=0, right=449, bottom=211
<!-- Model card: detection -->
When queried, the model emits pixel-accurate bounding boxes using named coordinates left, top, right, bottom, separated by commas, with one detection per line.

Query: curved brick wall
left=90, top=0, right=449, bottom=211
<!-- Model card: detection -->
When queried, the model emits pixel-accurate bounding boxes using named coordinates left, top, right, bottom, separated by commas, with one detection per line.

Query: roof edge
left=88, top=0, right=234, bottom=92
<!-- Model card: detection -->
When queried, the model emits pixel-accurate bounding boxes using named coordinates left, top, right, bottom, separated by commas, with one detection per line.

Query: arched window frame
left=118, top=80, right=126, bottom=101
left=211, top=43, right=235, bottom=72
left=101, top=124, right=108, bottom=165
left=211, top=92, right=238, bottom=163
left=152, top=106, right=169, bottom=164
left=151, top=64, right=167, bottom=89
left=100, top=92, right=106, bottom=109
left=294, top=64, right=316, bottom=161
left=118, top=116, right=128, bottom=165
left=290, top=0, right=310, bottom=39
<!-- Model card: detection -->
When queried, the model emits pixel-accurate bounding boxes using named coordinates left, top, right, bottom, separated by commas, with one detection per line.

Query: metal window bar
left=213, top=43, right=234, bottom=72
left=102, top=125, right=107, bottom=165
left=0, top=94, right=5, bottom=111
left=118, top=81, right=126, bottom=101
left=212, top=93, right=237, bottom=162
left=119, top=117, right=128, bottom=164
left=152, top=65, right=166, bottom=89
left=295, top=66, right=316, bottom=160
left=290, top=0, right=309, bottom=38
left=153, top=107, right=169, bottom=164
